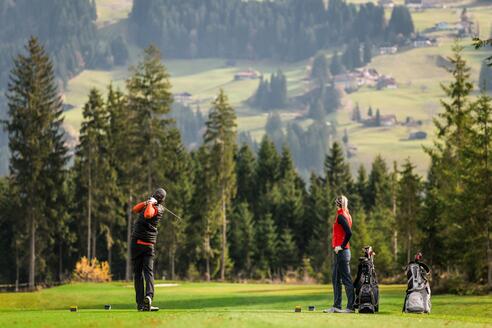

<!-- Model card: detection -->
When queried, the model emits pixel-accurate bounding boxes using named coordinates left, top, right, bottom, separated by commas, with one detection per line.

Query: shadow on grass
left=52, top=293, right=330, bottom=311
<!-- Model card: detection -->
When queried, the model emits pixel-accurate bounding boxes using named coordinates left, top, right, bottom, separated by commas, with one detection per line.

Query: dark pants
left=132, top=241, right=155, bottom=306
left=332, top=249, right=355, bottom=310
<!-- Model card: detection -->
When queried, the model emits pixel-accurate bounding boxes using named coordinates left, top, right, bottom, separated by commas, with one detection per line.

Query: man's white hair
left=335, top=195, right=348, bottom=209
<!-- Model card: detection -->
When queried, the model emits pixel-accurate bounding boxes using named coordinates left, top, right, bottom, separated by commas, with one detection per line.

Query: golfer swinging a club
left=324, top=195, right=355, bottom=313
left=131, top=188, right=166, bottom=312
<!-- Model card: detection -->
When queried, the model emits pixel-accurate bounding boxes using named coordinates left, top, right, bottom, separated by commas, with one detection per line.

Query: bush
left=72, top=257, right=111, bottom=282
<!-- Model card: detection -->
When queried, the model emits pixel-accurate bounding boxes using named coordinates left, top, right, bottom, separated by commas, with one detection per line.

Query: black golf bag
left=354, top=246, right=379, bottom=313
left=403, top=253, right=431, bottom=314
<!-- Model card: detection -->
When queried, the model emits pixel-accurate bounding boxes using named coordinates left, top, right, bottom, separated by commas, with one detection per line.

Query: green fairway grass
left=0, top=282, right=490, bottom=327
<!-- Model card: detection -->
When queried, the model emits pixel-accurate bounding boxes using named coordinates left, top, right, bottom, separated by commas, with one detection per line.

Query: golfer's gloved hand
left=334, top=246, right=343, bottom=254
left=148, top=197, right=158, bottom=205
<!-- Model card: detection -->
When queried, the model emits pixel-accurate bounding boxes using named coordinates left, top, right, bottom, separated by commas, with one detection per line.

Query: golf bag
left=354, top=246, right=379, bottom=313
left=403, top=253, right=431, bottom=314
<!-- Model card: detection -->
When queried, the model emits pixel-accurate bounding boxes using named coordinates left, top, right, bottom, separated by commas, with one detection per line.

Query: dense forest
left=0, top=39, right=490, bottom=293
left=129, top=0, right=414, bottom=61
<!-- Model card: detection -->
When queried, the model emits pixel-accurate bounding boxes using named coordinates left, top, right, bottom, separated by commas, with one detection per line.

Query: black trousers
left=131, top=241, right=155, bottom=306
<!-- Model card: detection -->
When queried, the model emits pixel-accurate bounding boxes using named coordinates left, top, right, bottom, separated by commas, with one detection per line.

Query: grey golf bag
left=403, top=253, right=431, bottom=314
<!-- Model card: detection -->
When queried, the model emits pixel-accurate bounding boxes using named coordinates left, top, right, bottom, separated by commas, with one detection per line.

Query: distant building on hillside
left=408, top=131, right=427, bottom=140
left=378, top=0, right=394, bottom=7
left=405, top=0, right=423, bottom=9
left=234, top=69, right=260, bottom=80
left=363, top=114, right=398, bottom=127
left=434, top=22, right=451, bottom=31
left=376, top=76, right=397, bottom=90
left=379, top=46, right=398, bottom=55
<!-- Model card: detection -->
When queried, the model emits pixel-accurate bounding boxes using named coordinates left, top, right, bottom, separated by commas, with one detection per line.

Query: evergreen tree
left=278, top=229, right=298, bottom=276
left=105, top=84, right=139, bottom=280
left=363, top=41, right=372, bottom=64
left=229, top=202, right=255, bottom=277
left=396, top=160, right=423, bottom=264
left=265, top=112, right=285, bottom=150
left=235, top=145, right=256, bottom=205
left=203, top=90, right=237, bottom=280
left=330, top=52, right=344, bottom=76
left=254, top=214, right=278, bottom=278
left=352, top=103, right=362, bottom=122
left=126, top=45, right=173, bottom=194
left=325, top=142, right=353, bottom=196
left=368, top=106, right=373, bottom=117
left=74, top=88, right=118, bottom=261
left=311, top=53, right=329, bottom=84
left=367, top=155, right=392, bottom=210
left=387, top=6, right=414, bottom=37
left=375, top=109, right=381, bottom=126
left=461, top=92, right=492, bottom=285
left=478, top=61, right=492, bottom=92
left=5, top=37, right=69, bottom=289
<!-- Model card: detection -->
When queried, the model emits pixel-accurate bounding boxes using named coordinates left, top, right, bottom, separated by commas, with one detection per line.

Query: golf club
left=163, top=207, right=183, bottom=222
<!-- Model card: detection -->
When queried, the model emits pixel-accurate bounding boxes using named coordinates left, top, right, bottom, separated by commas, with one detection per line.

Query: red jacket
left=332, top=208, right=352, bottom=249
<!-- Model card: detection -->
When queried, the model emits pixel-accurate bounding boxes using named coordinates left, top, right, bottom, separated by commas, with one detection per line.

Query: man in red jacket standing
left=324, top=195, right=355, bottom=313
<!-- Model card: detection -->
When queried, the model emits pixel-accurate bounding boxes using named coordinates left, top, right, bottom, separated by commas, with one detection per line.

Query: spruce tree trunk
left=393, top=230, right=398, bottom=262
left=487, top=223, right=491, bottom=287
left=407, top=232, right=412, bottom=264
left=87, top=162, right=92, bottom=259
left=220, top=192, right=226, bottom=281
left=29, top=212, right=35, bottom=290
left=125, top=196, right=133, bottom=281
left=205, top=234, right=211, bottom=281
left=15, top=241, right=19, bottom=292
left=392, top=194, right=398, bottom=261
left=169, top=248, right=175, bottom=280
left=59, top=241, right=63, bottom=282
left=92, top=227, right=97, bottom=260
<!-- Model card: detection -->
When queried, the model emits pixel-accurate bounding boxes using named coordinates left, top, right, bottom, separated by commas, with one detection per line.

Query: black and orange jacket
left=131, top=201, right=164, bottom=244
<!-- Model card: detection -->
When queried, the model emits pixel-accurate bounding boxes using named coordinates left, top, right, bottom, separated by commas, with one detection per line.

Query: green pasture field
left=63, top=2, right=492, bottom=175
left=0, top=282, right=490, bottom=328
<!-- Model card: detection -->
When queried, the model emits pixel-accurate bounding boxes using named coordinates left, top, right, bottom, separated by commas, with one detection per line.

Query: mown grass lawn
left=0, top=282, right=490, bottom=327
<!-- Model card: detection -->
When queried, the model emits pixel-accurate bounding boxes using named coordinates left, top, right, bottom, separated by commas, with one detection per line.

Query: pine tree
left=126, top=45, right=173, bottom=194
left=396, top=160, right=423, bottom=264
left=311, top=53, right=329, bottom=85
left=330, top=52, right=344, bottom=76
left=368, top=106, right=373, bottom=117
left=278, top=228, right=298, bottom=276
left=229, top=202, right=255, bottom=277
left=106, top=84, right=138, bottom=280
left=461, top=92, right=492, bottom=285
left=387, top=6, right=414, bottom=37
left=235, top=145, right=256, bottom=205
left=254, top=214, right=278, bottom=278
left=375, top=108, right=381, bottom=126
left=325, top=142, right=353, bottom=196
left=478, top=61, right=492, bottom=92
left=74, top=88, right=117, bottom=261
left=5, top=37, right=69, bottom=289
left=367, top=155, right=392, bottom=210
left=203, top=89, right=237, bottom=280
left=363, top=41, right=372, bottom=64
left=352, top=103, right=362, bottom=122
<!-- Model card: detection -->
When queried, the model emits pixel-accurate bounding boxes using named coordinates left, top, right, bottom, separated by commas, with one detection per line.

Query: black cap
left=152, top=188, right=166, bottom=204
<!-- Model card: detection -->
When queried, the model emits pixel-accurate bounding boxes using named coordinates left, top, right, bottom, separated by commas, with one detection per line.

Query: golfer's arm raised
left=131, top=201, right=157, bottom=219
left=338, top=214, right=352, bottom=249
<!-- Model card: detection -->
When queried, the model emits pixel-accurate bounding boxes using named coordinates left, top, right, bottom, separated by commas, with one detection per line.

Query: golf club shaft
left=163, top=207, right=183, bottom=222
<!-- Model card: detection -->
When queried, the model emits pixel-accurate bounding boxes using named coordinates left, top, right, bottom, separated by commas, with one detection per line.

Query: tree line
left=1, top=39, right=490, bottom=291
left=129, top=0, right=414, bottom=61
